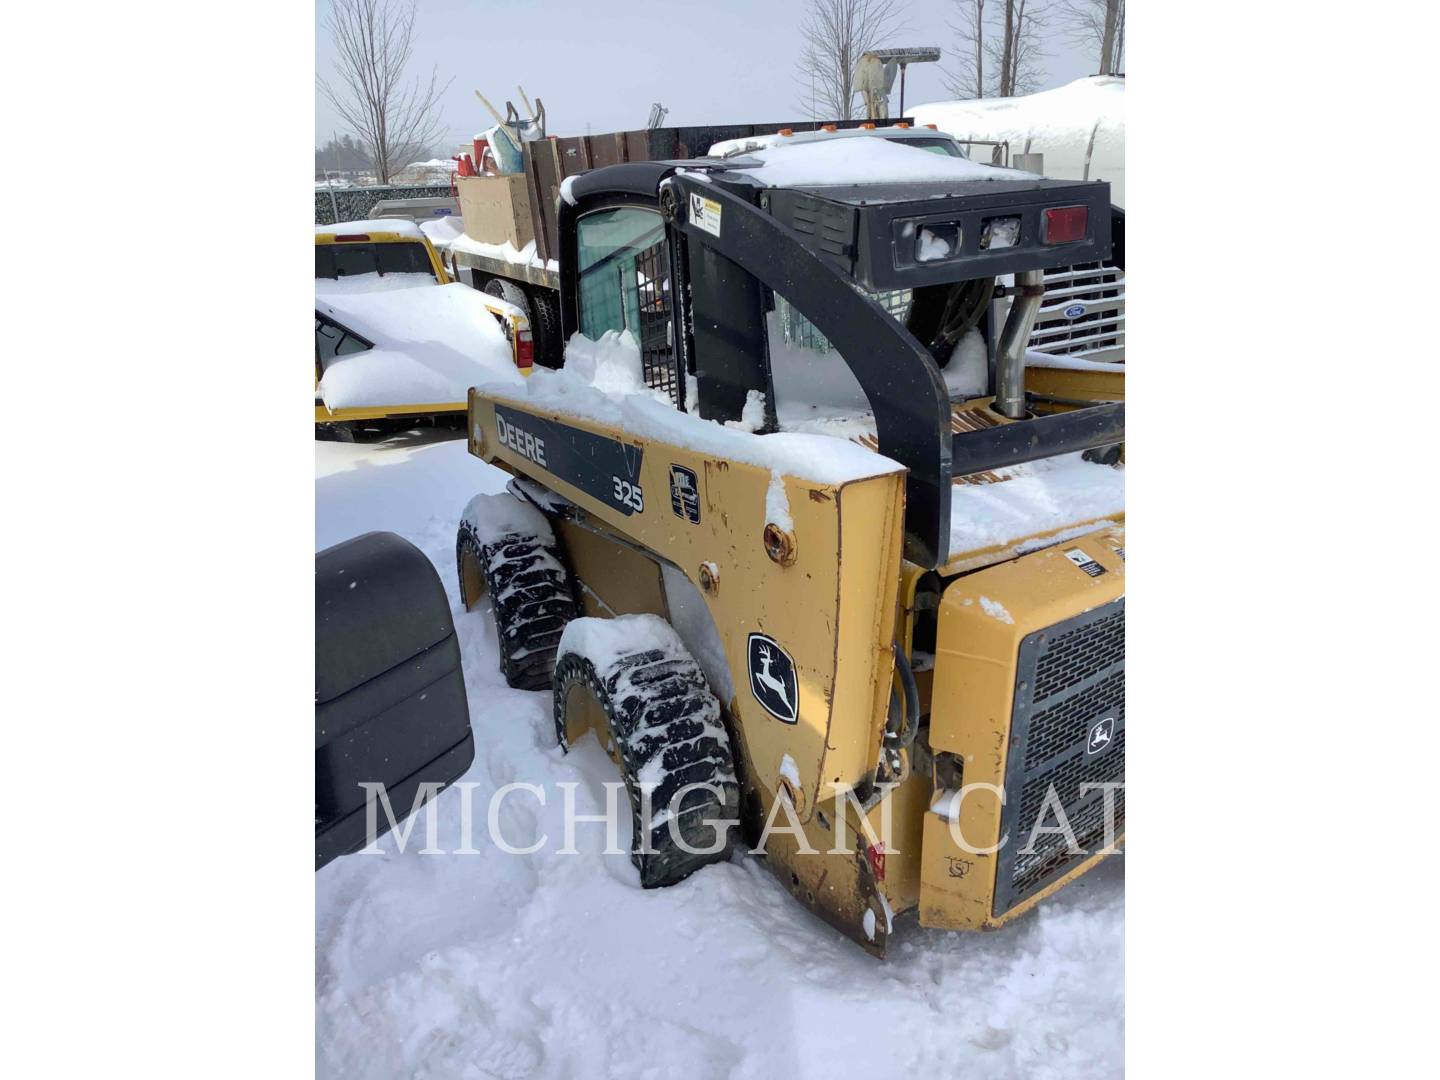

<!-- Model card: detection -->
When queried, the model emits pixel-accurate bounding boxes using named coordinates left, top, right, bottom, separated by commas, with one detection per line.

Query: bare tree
left=990, top=0, right=1049, bottom=97
left=796, top=0, right=909, bottom=120
left=318, top=0, right=451, bottom=185
left=1061, top=0, right=1125, bottom=75
left=943, top=0, right=988, bottom=100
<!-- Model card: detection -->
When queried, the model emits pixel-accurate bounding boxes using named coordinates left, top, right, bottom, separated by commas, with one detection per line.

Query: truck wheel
left=482, top=275, right=530, bottom=317
left=316, top=422, right=357, bottom=443
left=456, top=493, right=577, bottom=691
left=523, top=286, right=564, bottom=368
left=553, top=616, right=740, bottom=887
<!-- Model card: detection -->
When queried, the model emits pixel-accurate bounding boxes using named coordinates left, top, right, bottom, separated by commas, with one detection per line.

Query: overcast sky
left=315, top=0, right=1106, bottom=149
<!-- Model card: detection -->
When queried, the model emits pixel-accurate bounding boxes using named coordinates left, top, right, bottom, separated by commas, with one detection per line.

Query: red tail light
left=1042, top=206, right=1087, bottom=245
left=333, top=233, right=371, bottom=242
left=515, top=330, right=534, bottom=370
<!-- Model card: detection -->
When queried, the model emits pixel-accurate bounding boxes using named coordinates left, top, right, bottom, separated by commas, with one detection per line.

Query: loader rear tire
left=456, top=499, right=577, bottom=691
left=553, top=622, right=739, bottom=887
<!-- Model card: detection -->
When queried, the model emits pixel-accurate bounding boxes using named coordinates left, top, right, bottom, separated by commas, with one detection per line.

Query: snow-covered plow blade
left=315, top=532, right=474, bottom=870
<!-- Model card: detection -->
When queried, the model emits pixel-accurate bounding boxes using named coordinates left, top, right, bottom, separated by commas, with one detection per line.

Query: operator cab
left=552, top=139, right=1122, bottom=568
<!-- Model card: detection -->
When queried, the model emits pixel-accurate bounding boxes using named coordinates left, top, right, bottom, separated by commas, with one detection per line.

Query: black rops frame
left=554, top=162, right=1124, bottom=570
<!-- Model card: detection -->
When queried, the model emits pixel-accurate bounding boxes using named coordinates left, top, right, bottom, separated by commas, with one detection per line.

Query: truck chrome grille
left=993, top=597, right=1125, bottom=916
left=1028, top=261, right=1125, bottom=358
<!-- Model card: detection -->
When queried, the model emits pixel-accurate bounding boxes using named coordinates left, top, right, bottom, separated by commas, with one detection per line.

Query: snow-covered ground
left=315, top=432, right=1124, bottom=1079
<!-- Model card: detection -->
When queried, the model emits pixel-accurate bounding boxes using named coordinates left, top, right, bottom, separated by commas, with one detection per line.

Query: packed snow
left=948, top=452, right=1125, bottom=559
left=315, top=432, right=1124, bottom=1079
left=911, top=76, right=1125, bottom=207
left=447, top=231, right=560, bottom=273
left=480, top=330, right=905, bottom=487
left=316, top=283, right=522, bottom=410
left=944, top=329, right=990, bottom=399
left=728, top=135, right=1037, bottom=188
left=460, top=490, right=554, bottom=549
left=314, top=272, right=437, bottom=297
left=418, top=215, right=465, bottom=253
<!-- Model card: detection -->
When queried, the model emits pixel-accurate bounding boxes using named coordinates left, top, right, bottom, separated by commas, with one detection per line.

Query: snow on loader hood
left=722, top=134, right=1038, bottom=188
left=317, top=283, right=523, bottom=411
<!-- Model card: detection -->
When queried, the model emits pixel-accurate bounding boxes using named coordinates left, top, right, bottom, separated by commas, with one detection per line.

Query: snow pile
left=731, top=135, right=1037, bottom=188
left=559, top=330, right=659, bottom=400
left=1025, top=348, right=1125, bottom=373
left=448, top=231, right=560, bottom=273
left=949, top=452, right=1124, bottom=558
left=911, top=76, right=1125, bottom=206
left=316, top=218, right=424, bottom=239
left=480, top=331, right=905, bottom=487
left=944, top=329, right=989, bottom=398
left=316, top=436, right=1124, bottom=1079
left=317, top=283, right=522, bottom=410
left=418, top=215, right=465, bottom=252
left=724, top=389, right=767, bottom=433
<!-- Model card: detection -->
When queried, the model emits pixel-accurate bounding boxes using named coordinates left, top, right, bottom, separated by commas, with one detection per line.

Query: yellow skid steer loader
left=457, top=153, right=1124, bottom=955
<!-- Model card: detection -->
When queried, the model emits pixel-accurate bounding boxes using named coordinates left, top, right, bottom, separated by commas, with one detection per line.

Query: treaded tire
left=523, top=285, right=563, bottom=368
left=553, top=641, right=740, bottom=887
left=482, top=275, right=531, bottom=315
left=456, top=518, right=576, bottom=691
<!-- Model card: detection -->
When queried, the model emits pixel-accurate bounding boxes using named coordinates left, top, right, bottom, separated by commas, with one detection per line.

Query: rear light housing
left=1042, top=206, right=1088, bottom=245
left=332, top=233, right=371, bottom=242
left=515, top=329, right=534, bottom=371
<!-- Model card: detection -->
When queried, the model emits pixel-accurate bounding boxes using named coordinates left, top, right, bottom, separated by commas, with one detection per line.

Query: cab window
left=575, top=207, right=664, bottom=339
left=575, top=206, right=679, bottom=404
left=315, top=314, right=372, bottom=364
left=315, top=241, right=435, bottom=279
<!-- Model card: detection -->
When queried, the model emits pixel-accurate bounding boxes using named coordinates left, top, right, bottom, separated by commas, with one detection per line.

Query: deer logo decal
left=1087, top=716, right=1115, bottom=755
left=747, top=633, right=798, bottom=724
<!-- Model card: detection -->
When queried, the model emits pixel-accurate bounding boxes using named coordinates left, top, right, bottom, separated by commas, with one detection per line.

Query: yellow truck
left=315, top=220, right=534, bottom=439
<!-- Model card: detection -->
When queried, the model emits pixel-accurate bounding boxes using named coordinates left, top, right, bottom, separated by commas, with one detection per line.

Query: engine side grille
left=993, top=597, right=1125, bottom=916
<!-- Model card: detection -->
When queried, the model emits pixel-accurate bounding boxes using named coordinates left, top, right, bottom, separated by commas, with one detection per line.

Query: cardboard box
left=457, top=173, right=534, bottom=250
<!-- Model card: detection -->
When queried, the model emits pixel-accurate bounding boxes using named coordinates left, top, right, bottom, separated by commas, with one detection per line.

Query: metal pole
left=994, top=269, right=1046, bottom=419
left=899, top=63, right=907, bottom=118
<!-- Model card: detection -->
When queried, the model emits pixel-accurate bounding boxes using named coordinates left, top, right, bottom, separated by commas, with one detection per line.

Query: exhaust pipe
left=994, top=269, right=1046, bottom=420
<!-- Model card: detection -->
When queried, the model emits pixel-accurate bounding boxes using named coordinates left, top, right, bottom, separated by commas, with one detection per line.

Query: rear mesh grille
left=1032, top=607, right=1125, bottom=701
left=1024, top=670, right=1125, bottom=770
left=993, top=597, right=1125, bottom=916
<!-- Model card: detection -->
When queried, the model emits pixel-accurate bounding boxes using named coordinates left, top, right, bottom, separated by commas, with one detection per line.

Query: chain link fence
left=314, top=184, right=454, bottom=226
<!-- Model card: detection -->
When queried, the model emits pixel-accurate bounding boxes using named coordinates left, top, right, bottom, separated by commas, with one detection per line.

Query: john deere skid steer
left=456, top=149, right=1124, bottom=955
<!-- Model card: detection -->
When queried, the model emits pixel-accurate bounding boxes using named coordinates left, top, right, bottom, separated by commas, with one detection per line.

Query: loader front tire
left=553, top=618, right=740, bottom=887
left=456, top=495, right=576, bottom=691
